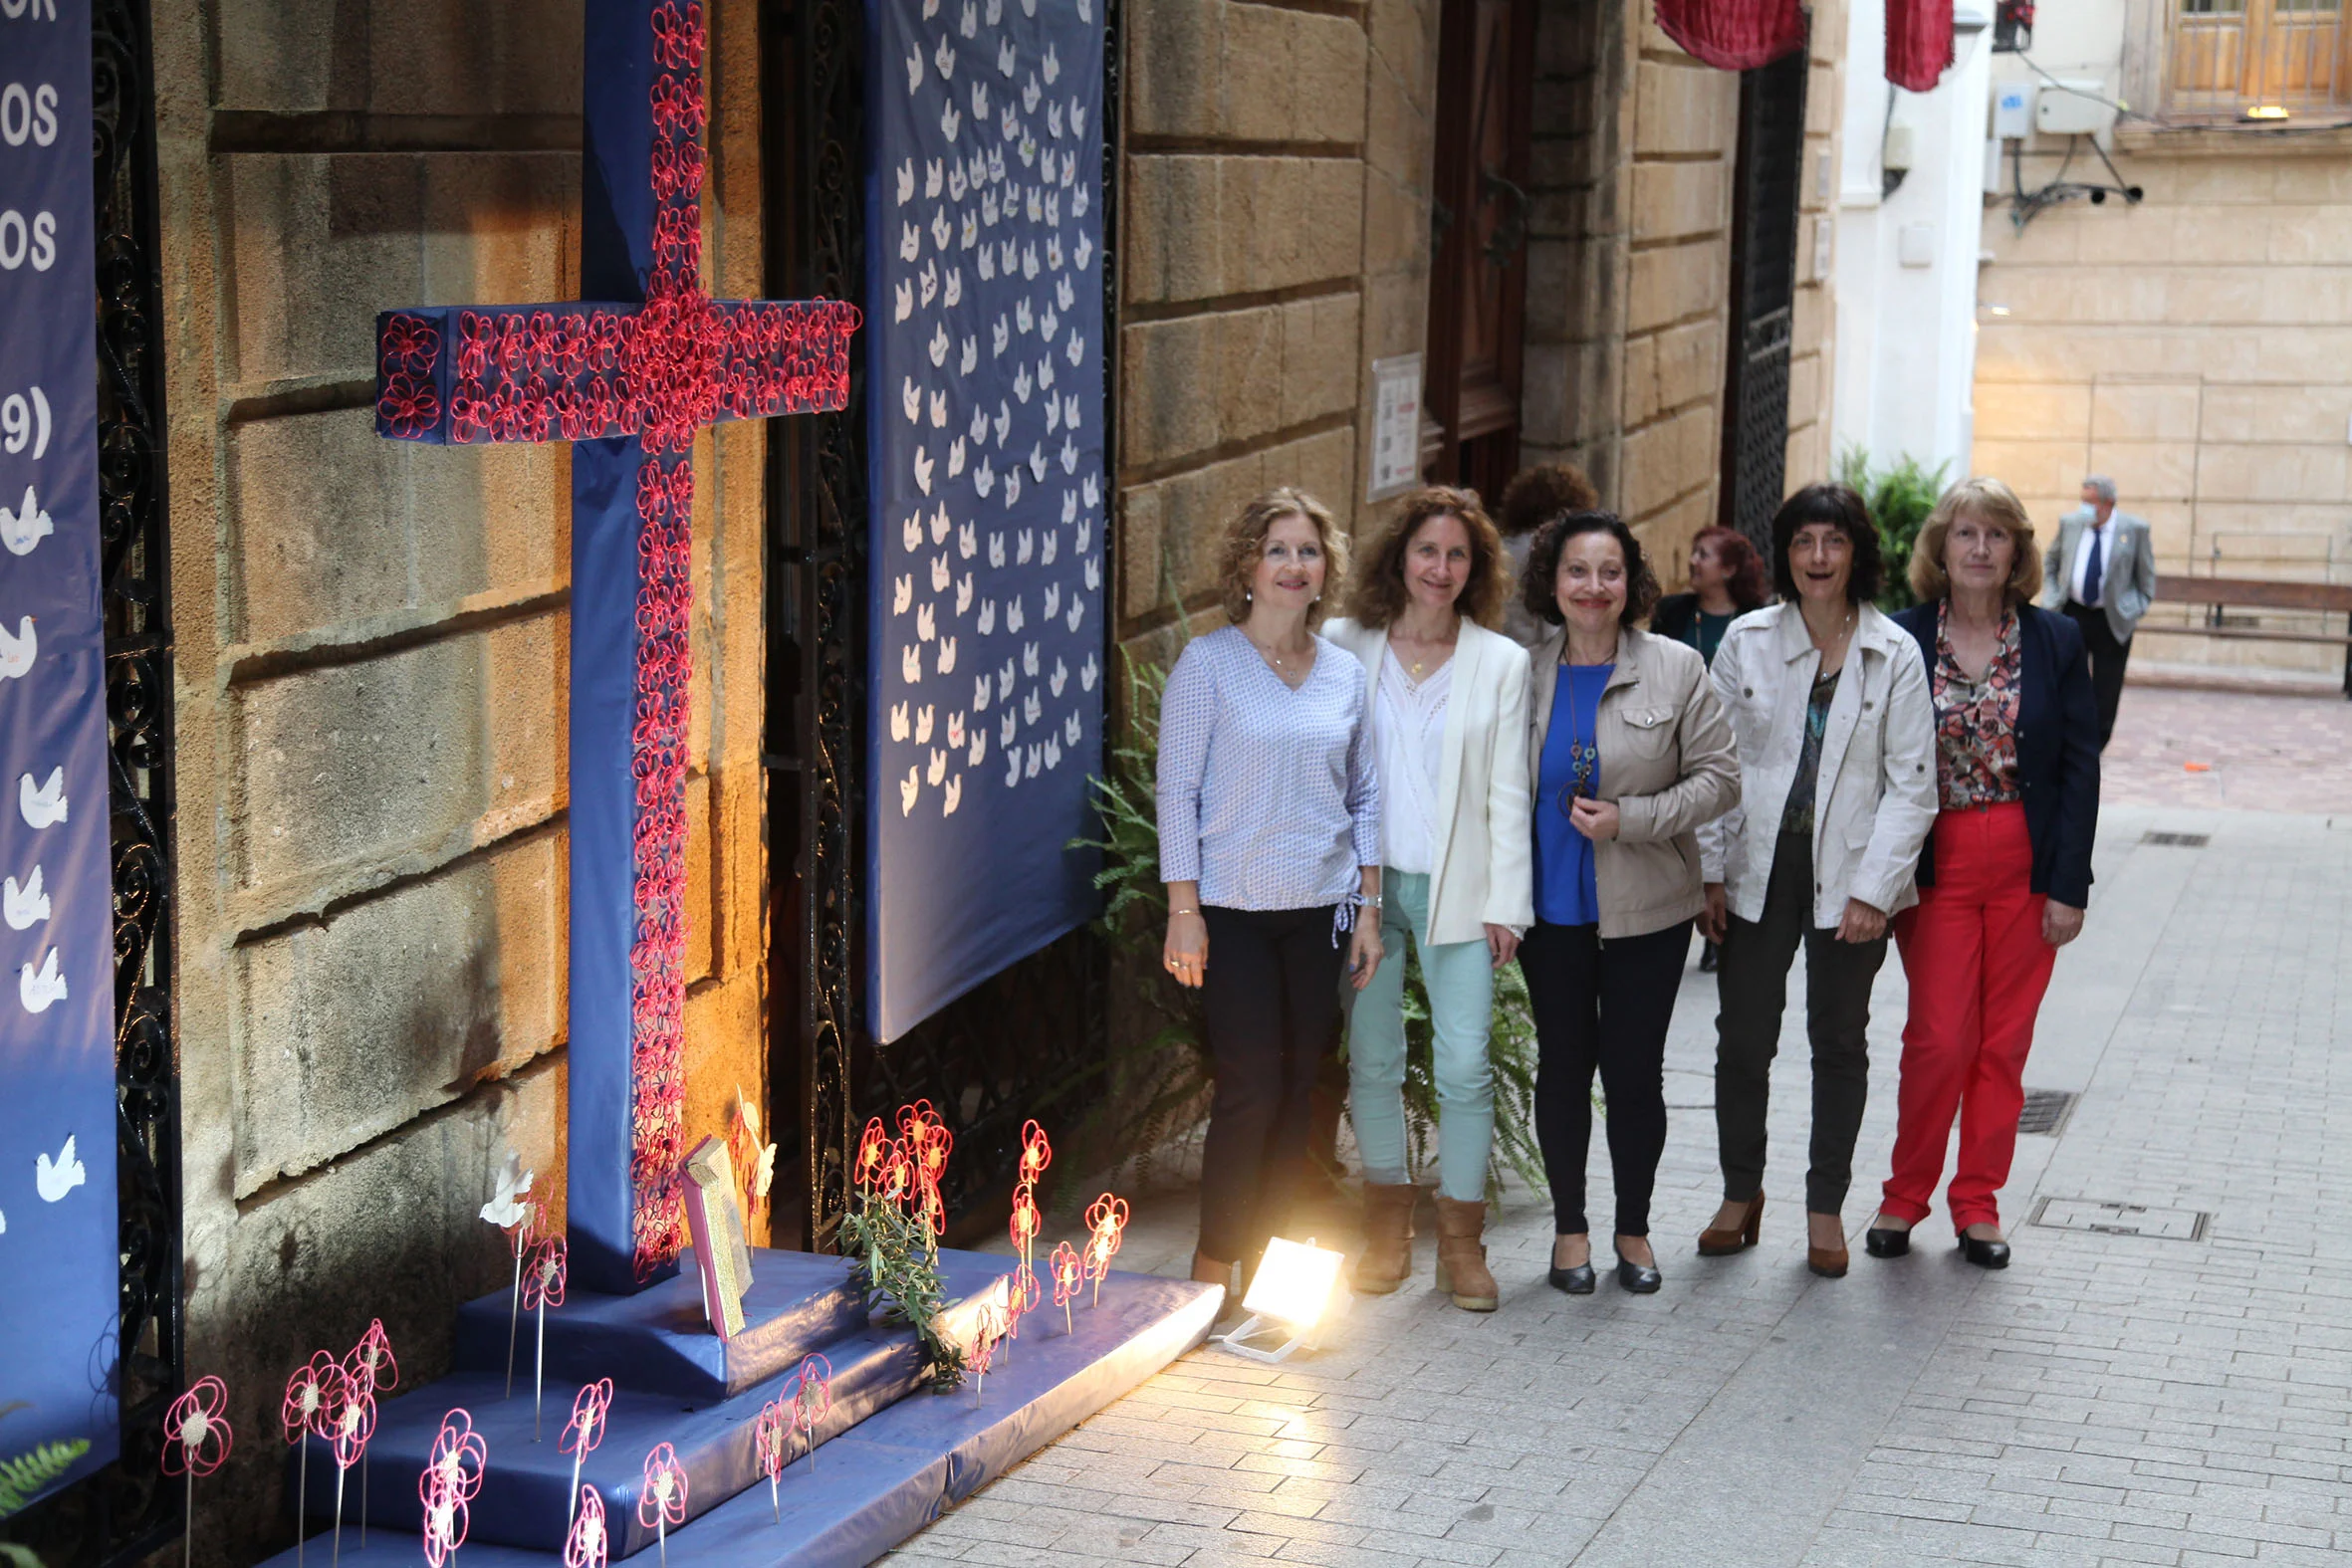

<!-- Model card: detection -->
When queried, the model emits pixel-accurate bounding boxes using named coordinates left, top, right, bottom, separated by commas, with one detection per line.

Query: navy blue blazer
left=1893, top=601, right=2100, bottom=909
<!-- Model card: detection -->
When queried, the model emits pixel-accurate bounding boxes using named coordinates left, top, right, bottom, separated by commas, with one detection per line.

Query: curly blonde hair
left=1345, top=486, right=1511, bottom=630
left=1909, top=476, right=2044, bottom=605
left=1215, top=488, right=1348, bottom=625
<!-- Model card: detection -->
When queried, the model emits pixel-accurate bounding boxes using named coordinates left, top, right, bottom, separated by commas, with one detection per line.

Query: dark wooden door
left=1718, top=44, right=1809, bottom=554
left=1423, top=0, right=1538, bottom=504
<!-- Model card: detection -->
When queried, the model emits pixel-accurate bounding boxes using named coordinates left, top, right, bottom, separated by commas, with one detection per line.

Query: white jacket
left=1702, top=602, right=1937, bottom=927
left=1322, top=617, right=1534, bottom=942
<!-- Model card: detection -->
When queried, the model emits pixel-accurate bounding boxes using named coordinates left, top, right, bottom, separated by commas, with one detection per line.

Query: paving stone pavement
left=890, top=793, right=2352, bottom=1566
left=2102, top=685, right=2352, bottom=815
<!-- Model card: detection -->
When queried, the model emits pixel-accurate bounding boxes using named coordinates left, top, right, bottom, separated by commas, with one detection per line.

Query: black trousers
left=1713, top=830, right=1888, bottom=1215
left=1197, top=904, right=1347, bottom=1265
left=1521, top=919, right=1690, bottom=1237
left=2064, top=600, right=2131, bottom=750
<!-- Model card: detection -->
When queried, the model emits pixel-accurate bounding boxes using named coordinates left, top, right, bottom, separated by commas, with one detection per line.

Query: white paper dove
left=905, top=47, right=925, bottom=94
left=1017, top=527, right=1035, bottom=564
left=890, top=701, right=911, bottom=742
left=933, top=37, right=956, bottom=79
left=917, top=603, right=937, bottom=642
left=955, top=572, right=975, bottom=614
left=20, top=769, right=66, bottom=831
left=1064, top=711, right=1081, bottom=745
left=999, top=710, right=1019, bottom=748
left=902, top=643, right=924, bottom=683
left=1080, top=652, right=1099, bottom=692
left=1, top=486, right=53, bottom=558
left=1004, top=747, right=1022, bottom=788
left=998, top=660, right=1016, bottom=700
left=35, top=1136, right=84, bottom=1204
left=1084, top=553, right=1101, bottom=590
left=1022, top=74, right=1042, bottom=113
left=926, top=748, right=948, bottom=786
left=899, top=222, right=921, bottom=262
left=3, top=866, right=48, bottom=931
left=1066, top=597, right=1085, bottom=633
left=915, top=704, right=936, bottom=743
left=1043, top=582, right=1060, bottom=619
left=900, top=767, right=920, bottom=816
left=1025, top=743, right=1042, bottom=780
left=1023, top=640, right=1042, bottom=678
left=1002, top=468, right=1021, bottom=508
left=1043, top=43, right=1060, bottom=83
left=1041, top=530, right=1058, bottom=564
left=997, top=36, right=1016, bottom=76
left=974, top=459, right=995, bottom=499
left=958, top=520, right=978, bottom=559
left=974, top=671, right=994, bottom=711
left=994, top=401, right=1013, bottom=445
left=480, top=1151, right=535, bottom=1230
left=895, top=158, right=916, bottom=205
left=942, top=776, right=963, bottom=816
left=893, top=280, right=914, bottom=325
left=1050, top=657, right=1068, bottom=698
left=960, top=0, right=977, bottom=36
left=940, top=101, right=962, bottom=139
left=1029, top=443, right=1050, bottom=483
left=977, top=242, right=996, bottom=281
left=914, top=446, right=936, bottom=495
left=902, top=511, right=924, bottom=552
left=0, top=617, right=38, bottom=681
left=1044, top=736, right=1060, bottom=771
left=976, top=599, right=997, bottom=635
left=931, top=553, right=952, bottom=593
left=901, top=378, right=923, bottom=423
left=16, top=945, right=65, bottom=1011
left=1006, top=594, right=1025, bottom=632
left=968, top=723, right=987, bottom=769
left=893, top=573, right=914, bottom=614
left=959, top=336, right=978, bottom=374
left=947, top=436, right=968, bottom=478
left=920, top=260, right=939, bottom=308
left=944, top=266, right=964, bottom=307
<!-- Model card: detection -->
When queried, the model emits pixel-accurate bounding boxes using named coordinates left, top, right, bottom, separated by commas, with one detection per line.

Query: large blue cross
left=373, top=0, right=860, bottom=1294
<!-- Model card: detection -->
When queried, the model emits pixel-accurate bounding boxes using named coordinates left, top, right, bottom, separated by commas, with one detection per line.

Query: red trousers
left=1882, top=804, right=2056, bottom=1232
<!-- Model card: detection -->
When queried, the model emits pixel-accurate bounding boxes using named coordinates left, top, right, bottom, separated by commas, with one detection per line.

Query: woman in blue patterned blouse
left=1157, top=488, right=1385, bottom=1294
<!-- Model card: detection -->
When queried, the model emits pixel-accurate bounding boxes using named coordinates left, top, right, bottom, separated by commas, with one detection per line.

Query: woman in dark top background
left=1868, top=477, right=2098, bottom=1270
left=1494, top=464, right=1600, bottom=646
left=1651, top=527, right=1769, bottom=666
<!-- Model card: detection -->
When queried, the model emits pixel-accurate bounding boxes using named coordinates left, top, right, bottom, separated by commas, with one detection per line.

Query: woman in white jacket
left=1324, top=486, right=1533, bottom=1312
left=1696, top=484, right=1937, bottom=1279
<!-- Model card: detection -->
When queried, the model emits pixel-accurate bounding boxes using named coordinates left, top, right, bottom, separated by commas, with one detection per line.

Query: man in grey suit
left=2043, top=474, right=2156, bottom=750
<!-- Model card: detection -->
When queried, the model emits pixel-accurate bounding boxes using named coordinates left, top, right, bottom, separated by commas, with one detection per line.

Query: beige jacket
left=1528, top=625, right=1741, bottom=939
left=1321, top=617, right=1536, bottom=943
left=1702, top=601, right=1937, bottom=926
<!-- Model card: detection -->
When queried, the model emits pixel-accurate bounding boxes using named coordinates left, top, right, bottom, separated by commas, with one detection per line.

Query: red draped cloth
left=1886, top=0, right=1957, bottom=92
left=1654, top=0, right=1805, bottom=73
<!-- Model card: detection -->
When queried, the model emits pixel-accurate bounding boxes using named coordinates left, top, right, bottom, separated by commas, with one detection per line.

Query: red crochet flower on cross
left=282, top=1351, right=342, bottom=1445
left=162, top=1376, right=234, bottom=1477
left=637, top=1443, right=689, bottom=1530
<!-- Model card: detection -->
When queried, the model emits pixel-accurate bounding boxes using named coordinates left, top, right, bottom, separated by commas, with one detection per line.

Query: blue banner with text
left=863, top=0, right=1108, bottom=1041
left=0, top=0, right=122, bottom=1501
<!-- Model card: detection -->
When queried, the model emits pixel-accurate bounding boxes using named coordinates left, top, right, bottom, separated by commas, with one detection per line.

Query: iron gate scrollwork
left=762, top=0, right=1118, bottom=1251
left=0, top=0, right=183, bottom=1562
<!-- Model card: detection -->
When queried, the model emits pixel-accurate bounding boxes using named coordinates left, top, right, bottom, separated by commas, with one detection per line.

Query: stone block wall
left=1975, top=137, right=2352, bottom=673
left=1521, top=0, right=1844, bottom=582
left=151, top=0, right=774, bottom=1555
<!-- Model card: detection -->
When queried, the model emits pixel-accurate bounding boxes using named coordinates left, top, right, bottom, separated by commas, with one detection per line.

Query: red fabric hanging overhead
left=1653, top=0, right=1805, bottom=73
left=1886, top=0, right=1958, bottom=91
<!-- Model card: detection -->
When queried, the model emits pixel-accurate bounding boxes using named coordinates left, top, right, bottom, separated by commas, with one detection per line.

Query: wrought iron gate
left=0, top=0, right=183, bottom=1561
left=761, top=0, right=1118, bottom=1251
left=1719, top=43, right=1809, bottom=554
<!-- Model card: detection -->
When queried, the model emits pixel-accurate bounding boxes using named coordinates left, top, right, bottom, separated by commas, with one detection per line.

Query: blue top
left=1891, top=602, right=2100, bottom=908
left=1532, top=664, right=1611, bottom=927
left=1156, top=625, right=1380, bottom=911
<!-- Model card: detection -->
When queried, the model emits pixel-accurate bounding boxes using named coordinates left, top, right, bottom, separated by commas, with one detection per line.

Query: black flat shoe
left=1614, top=1256, right=1662, bottom=1294
left=1548, top=1262, right=1596, bottom=1295
left=1958, top=1234, right=2010, bottom=1269
left=1864, top=1228, right=1911, bottom=1258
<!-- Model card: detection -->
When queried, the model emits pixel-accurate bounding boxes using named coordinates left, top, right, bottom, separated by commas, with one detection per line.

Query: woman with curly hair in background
left=1494, top=463, right=1599, bottom=645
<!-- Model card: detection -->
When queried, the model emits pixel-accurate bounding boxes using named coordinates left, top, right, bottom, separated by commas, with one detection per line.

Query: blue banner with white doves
left=863, top=0, right=1107, bottom=1042
left=0, top=0, right=123, bottom=1498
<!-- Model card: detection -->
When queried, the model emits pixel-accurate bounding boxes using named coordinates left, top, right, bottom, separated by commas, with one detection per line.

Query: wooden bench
left=2144, top=573, right=2352, bottom=697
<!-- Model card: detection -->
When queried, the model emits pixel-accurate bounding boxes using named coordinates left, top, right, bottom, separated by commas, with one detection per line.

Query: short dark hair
left=1522, top=510, right=1661, bottom=628
left=1768, top=483, right=1883, bottom=604
left=1496, top=463, right=1599, bottom=539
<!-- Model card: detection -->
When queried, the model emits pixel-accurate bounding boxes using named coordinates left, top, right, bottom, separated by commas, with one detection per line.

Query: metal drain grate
left=2030, top=1198, right=2210, bottom=1241
left=2141, top=831, right=2210, bottom=847
left=2016, top=1088, right=2077, bottom=1135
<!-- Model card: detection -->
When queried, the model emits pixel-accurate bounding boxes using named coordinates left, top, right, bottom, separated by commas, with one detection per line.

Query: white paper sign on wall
left=1366, top=352, right=1424, bottom=503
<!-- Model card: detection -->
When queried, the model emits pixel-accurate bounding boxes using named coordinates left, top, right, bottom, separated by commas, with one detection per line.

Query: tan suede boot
left=1432, top=1196, right=1499, bottom=1312
left=1351, top=1182, right=1418, bottom=1294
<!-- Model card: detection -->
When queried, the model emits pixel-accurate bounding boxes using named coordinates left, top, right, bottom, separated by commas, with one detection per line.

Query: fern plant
left=1836, top=447, right=1950, bottom=613
left=1072, top=648, right=1547, bottom=1205
left=0, top=1438, right=89, bottom=1519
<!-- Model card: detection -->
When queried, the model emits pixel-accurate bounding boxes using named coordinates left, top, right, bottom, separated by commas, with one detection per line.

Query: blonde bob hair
left=1215, top=487, right=1349, bottom=626
left=1909, top=476, right=2045, bottom=605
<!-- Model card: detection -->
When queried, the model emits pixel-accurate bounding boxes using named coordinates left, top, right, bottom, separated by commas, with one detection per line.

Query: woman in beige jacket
left=1522, top=511, right=1739, bottom=1295
left=1323, top=486, right=1534, bottom=1313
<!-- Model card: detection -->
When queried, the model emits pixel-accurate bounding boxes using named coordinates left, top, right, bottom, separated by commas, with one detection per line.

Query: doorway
left=1423, top=0, right=1539, bottom=504
left=1718, top=45, right=1810, bottom=553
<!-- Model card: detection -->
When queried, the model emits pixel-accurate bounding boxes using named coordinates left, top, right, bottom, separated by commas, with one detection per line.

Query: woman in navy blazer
left=1867, top=477, right=2099, bottom=1270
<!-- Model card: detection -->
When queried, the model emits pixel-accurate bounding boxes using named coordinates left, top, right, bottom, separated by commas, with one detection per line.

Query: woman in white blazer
left=1323, top=486, right=1533, bottom=1313
left=1696, top=484, right=1937, bottom=1279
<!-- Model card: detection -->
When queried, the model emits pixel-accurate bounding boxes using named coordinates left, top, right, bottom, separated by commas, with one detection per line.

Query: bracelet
left=1169, top=907, right=1199, bottom=917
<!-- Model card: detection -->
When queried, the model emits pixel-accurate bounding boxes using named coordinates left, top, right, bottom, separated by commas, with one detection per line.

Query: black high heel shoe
left=1548, top=1237, right=1596, bottom=1295
left=1613, top=1251, right=1662, bottom=1294
left=1864, top=1227, right=1911, bottom=1258
left=1958, top=1233, right=2010, bottom=1269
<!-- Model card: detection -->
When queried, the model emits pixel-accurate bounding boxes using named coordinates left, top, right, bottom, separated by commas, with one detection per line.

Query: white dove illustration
left=902, top=511, right=924, bottom=552
left=1064, top=393, right=1081, bottom=430
left=928, top=386, right=948, bottom=426
left=915, top=705, right=935, bottom=744
left=1041, top=149, right=1057, bottom=184
left=1060, top=490, right=1078, bottom=525
left=1078, top=0, right=1091, bottom=21
left=1083, top=474, right=1101, bottom=508
left=1029, top=443, right=1050, bottom=483
left=974, top=459, right=995, bottom=499
left=960, top=0, right=977, bottom=36
left=1066, top=330, right=1086, bottom=365
left=901, top=644, right=924, bottom=683
left=900, top=221, right=921, bottom=262
left=35, top=1135, right=85, bottom=1204
left=986, top=0, right=1002, bottom=24
left=977, top=242, right=995, bottom=281
left=944, top=267, right=964, bottom=307
left=955, top=572, right=975, bottom=614
left=893, top=573, right=914, bottom=614
left=973, top=672, right=993, bottom=712
left=998, top=660, right=1016, bottom=700
left=1000, top=709, right=1019, bottom=748
left=1, top=486, right=53, bottom=558
left=968, top=405, right=989, bottom=444
left=933, top=36, right=956, bottom=79
left=961, top=211, right=980, bottom=251
left=1025, top=743, right=1043, bottom=780
left=1023, top=74, right=1042, bottom=113
left=1044, top=736, right=1061, bottom=771
left=969, top=81, right=989, bottom=119
left=1005, top=746, right=1023, bottom=788
left=1060, top=435, right=1079, bottom=475
left=900, top=767, right=920, bottom=816
left=931, top=553, right=952, bottom=592
left=1043, top=43, right=1060, bottom=83
left=1046, top=235, right=1064, bottom=272
left=982, top=190, right=1001, bottom=229
left=1084, top=553, right=1101, bottom=590
left=0, top=617, right=38, bottom=681
left=996, top=37, right=1016, bottom=75
left=994, top=401, right=1013, bottom=445
left=1022, top=241, right=1041, bottom=279
left=1080, top=652, right=1100, bottom=692
left=1048, top=103, right=1063, bottom=138
left=991, top=316, right=1010, bottom=357
left=19, top=948, right=67, bottom=1013
left=1041, top=530, right=1058, bottom=564
left=940, top=101, right=962, bottom=139
left=932, top=504, right=953, bottom=544
left=1016, top=528, right=1035, bottom=564
left=1050, top=657, right=1068, bottom=698
left=1077, top=517, right=1092, bottom=552
left=1021, top=0, right=1035, bottom=17
left=942, top=776, right=963, bottom=816
left=901, top=376, right=922, bottom=421
left=4, top=866, right=48, bottom=931
left=917, top=604, right=937, bottom=642
left=1024, top=640, right=1042, bottom=677
left=949, top=163, right=969, bottom=201
left=936, top=633, right=959, bottom=674
left=988, top=531, right=1006, bottom=567
left=1007, top=594, right=1025, bottom=632
left=1003, top=469, right=1021, bottom=508
left=1066, top=597, right=1086, bottom=633
left=1073, top=180, right=1089, bottom=217
left=1026, top=185, right=1044, bottom=223
left=1000, top=104, right=1020, bottom=140
left=1015, top=299, right=1033, bottom=335
left=959, top=336, right=978, bottom=374
left=1013, top=364, right=1034, bottom=404
left=913, top=446, right=936, bottom=495
left=1064, top=711, right=1082, bottom=745
left=976, top=599, right=997, bottom=635
left=905, top=47, right=925, bottom=94
left=1019, top=134, right=1038, bottom=169
left=989, top=144, right=1007, bottom=181
left=947, top=712, right=967, bottom=749
left=1075, top=232, right=1095, bottom=271
left=920, top=259, right=939, bottom=307
left=1043, top=582, right=1060, bottom=619
left=1072, top=98, right=1088, bottom=136
left=958, top=520, right=978, bottom=559
left=896, top=158, right=916, bottom=204
left=890, top=701, right=911, bottom=742
left=927, top=326, right=951, bottom=369
left=1041, top=305, right=1058, bottom=341
left=947, top=436, right=967, bottom=478
left=1039, top=353, right=1056, bottom=390
left=893, top=280, right=914, bottom=324
left=931, top=205, right=952, bottom=250
left=1057, top=275, right=1075, bottom=311
left=1000, top=237, right=1019, bottom=273
left=968, top=725, right=988, bottom=768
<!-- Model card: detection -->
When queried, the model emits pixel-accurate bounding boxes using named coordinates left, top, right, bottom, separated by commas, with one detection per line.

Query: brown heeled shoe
left=1806, top=1214, right=1850, bottom=1277
left=1697, top=1193, right=1764, bottom=1255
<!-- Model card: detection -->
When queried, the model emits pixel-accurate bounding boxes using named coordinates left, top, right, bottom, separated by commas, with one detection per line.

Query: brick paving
left=891, top=702, right=2352, bottom=1565
left=2103, top=685, right=2352, bottom=815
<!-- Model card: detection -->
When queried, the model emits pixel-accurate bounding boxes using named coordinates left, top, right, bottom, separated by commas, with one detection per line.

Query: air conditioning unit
left=2035, top=80, right=2115, bottom=136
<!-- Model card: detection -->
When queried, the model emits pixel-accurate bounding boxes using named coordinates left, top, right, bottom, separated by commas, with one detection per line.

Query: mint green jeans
left=1343, top=870, right=1497, bottom=1203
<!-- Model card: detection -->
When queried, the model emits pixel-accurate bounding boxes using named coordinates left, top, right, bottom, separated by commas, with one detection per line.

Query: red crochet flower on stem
left=753, top=1399, right=790, bottom=1482
left=1018, top=1119, right=1053, bottom=1187
left=420, top=1467, right=468, bottom=1568
left=424, top=1409, right=489, bottom=1504
left=347, top=1319, right=399, bottom=1399
left=562, top=1380, right=614, bottom=1457
left=637, top=1444, right=689, bottom=1530
left=787, top=1354, right=832, bottom=1449
left=524, top=1236, right=570, bottom=1311
left=852, top=1117, right=891, bottom=1195
left=1009, top=1181, right=1040, bottom=1255
left=1049, top=1241, right=1082, bottom=1309
left=282, top=1351, right=343, bottom=1444
left=163, top=1376, right=234, bottom=1477
left=331, top=1384, right=376, bottom=1471
left=563, top=1486, right=608, bottom=1568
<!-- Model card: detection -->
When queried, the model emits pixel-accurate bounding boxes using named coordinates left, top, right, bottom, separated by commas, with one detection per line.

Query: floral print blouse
left=1930, top=601, right=2022, bottom=810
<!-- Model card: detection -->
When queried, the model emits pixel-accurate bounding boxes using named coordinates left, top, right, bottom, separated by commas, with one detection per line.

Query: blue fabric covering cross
left=371, top=0, right=860, bottom=1294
